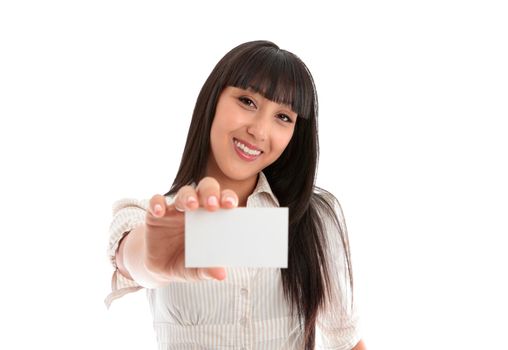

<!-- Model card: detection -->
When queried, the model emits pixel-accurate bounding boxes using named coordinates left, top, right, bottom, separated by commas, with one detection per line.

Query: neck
left=205, top=159, right=258, bottom=207
left=215, top=174, right=258, bottom=207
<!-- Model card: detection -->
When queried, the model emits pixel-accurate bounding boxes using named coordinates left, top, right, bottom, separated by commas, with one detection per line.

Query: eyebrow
left=242, top=87, right=296, bottom=114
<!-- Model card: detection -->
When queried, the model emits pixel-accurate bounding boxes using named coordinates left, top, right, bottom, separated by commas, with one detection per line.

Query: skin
left=117, top=86, right=298, bottom=283
left=115, top=85, right=366, bottom=349
left=206, top=86, right=298, bottom=206
left=353, top=340, right=366, bottom=350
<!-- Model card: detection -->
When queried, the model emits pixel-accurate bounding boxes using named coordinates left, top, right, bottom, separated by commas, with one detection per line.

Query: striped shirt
left=105, top=172, right=360, bottom=349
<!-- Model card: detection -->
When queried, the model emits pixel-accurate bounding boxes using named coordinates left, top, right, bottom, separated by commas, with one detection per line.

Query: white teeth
left=234, top=140, right=261, bottom=156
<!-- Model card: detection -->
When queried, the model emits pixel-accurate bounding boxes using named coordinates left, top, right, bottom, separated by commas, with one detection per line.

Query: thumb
left=200, top=267, right=227, bottom=281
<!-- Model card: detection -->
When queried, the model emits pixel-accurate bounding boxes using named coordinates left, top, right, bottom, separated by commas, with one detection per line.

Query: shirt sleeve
left=316, top=198, right=362, bottom=350
left=104, top=197, right=151, bottom=308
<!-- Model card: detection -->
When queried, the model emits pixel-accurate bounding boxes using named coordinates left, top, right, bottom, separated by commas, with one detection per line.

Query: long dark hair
left=164, top=40, right=353, bottom=349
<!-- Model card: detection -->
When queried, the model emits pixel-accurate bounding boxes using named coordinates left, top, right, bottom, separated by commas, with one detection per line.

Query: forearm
left=115, top=223, right=170, bottom=288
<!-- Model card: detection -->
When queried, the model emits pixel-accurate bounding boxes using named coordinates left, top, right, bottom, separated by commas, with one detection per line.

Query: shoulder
left=311, top=188, right=344, bottom=219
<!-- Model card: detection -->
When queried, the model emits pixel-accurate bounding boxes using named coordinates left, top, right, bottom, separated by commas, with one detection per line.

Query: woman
left=106, top=40, right=365, bottom=350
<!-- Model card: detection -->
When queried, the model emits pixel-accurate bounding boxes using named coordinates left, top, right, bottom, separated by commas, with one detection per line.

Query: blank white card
left=185, top=207, right=288, bottom=268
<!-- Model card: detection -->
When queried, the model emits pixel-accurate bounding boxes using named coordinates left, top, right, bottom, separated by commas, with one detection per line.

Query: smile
left=233, top=138, right=263, bottom=160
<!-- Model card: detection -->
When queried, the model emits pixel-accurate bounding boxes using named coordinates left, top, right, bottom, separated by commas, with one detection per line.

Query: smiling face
left=206, top=86, right=298, bottom=187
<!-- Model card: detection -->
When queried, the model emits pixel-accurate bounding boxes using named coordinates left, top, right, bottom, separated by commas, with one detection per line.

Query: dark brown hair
left=164, top=40, right=353, bottom=349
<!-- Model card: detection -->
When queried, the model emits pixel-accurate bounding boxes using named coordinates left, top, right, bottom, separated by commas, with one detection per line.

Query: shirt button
left=240, top=288, right=248, bottom=297
left=239, top=317, right=248, bottom=327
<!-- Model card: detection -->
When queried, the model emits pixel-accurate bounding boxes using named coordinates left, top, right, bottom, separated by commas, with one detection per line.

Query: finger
left=174, top=186, right=199, bottom=211
left=148, top=194, right=168, bottom=217
left=220, top=189, right=239, bottom=209
left=199, top=267, right=227, bottom=281
left=196, top=177, right=221, bottom=211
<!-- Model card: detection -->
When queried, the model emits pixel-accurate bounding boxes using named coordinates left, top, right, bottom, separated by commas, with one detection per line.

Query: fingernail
left=187, top=196, right=197, bottom=205
left=154, top=204, right=162, bottom=215
left=225, top=196, right=238, bottom=207
left=207, top=196, right=218, bottom=207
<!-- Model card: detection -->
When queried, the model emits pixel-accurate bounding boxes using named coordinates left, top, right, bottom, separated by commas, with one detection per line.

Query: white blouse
left=105, top=173, right=360, bottom=350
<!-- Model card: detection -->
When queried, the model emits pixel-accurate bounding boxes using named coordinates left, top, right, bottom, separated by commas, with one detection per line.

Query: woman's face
left=207, top=86, right=297, bottom=184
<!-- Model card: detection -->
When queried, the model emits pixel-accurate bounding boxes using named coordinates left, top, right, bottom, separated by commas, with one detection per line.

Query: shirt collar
left=248, top=171, right=280, bottom=207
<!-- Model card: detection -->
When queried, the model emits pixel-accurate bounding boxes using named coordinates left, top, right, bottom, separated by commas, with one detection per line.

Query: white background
left=1, top=1, right=507, bottom=349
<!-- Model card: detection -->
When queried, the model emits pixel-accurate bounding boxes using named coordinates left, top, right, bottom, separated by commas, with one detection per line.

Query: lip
left=232, top=138, right=263, bottom=162
left=233, top=138, right=263, bottom=152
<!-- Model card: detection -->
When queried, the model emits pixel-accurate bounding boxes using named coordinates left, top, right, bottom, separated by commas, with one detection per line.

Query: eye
left=277, top=114, right=293, bottom=123
left=239, top=97, right=256, bottom=108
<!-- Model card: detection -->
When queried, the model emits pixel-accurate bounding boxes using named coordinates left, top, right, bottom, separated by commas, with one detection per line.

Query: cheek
left=210, top=116, right=228, bottom=144
left=211, top=111, right=240, bottom=137
left=209, top=122, right=226, bottom=160
left=272, top=129, right=295, bottom=156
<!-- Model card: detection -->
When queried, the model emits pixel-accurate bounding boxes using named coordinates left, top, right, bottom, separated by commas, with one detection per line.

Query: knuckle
left=175, top=187, right=191, bottom=202
left=179, top=185, right=194, bottom=193
left=199, top=177, right=220, bottom=191
left=145, top=214, right=160, bottom=225
left=149, top=194, right=160, bottom=204
left=185, top=186, right=198, bottom=198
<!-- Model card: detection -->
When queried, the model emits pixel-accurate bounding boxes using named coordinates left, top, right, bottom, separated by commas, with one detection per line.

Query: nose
left=247, top=114, right=270, bottom=142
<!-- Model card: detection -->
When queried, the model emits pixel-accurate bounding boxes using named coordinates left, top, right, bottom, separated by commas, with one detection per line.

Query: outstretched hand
left=144, top=177, right=239, bottom=282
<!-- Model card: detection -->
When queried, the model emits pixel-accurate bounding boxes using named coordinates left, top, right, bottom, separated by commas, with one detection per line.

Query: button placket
left=237, top=268, right=251, bottom=348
